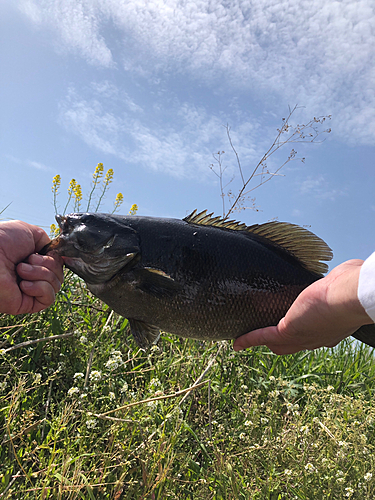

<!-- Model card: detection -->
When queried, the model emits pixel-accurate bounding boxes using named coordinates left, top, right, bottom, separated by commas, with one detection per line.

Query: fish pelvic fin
left=184, top=209, right=333, bottom=276
left=128, top=319, right=161, bottom=350
left=352, top=323, right=375, bottom=349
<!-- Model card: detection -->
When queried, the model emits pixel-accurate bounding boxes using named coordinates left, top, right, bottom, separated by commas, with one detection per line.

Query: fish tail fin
left=352, top=323, right=375, bottom=348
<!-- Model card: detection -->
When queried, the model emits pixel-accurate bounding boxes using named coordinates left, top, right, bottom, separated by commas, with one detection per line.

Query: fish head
left=41, top=213, right=140, bottom=284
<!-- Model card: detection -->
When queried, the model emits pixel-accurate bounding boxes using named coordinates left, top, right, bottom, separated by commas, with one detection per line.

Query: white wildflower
left=284, top=469, right=293, bottom=476
left=326, top=385, right=335, bottom=392
left=239, top=432, right=246, bottom=440
left=33, top=373, right=42, bottom=384
left=68, top=387, right=80, bottom=396
left=89, top=370, right=102, bottom=382
left=261, top=417, right=269, bottom=425
left=79, top=336, right=88, bottom=344
left=300, top=425, right=309, bottom=435
left=345, top=487, right=354, bottom=497
left=149, top=378, right=161, bottom=388
left=73, top=372, right=84, bottom=380
left=364, top=472, right=372, bottom=481
left=86, top=419, right=97, bottom=429
left=244, top=420, right=253, bottom=426
left=120, top=382, right=128, bottom=393
left=105, top=357, right=121, bottom=370
left=105, top=358, right=119, bottom=370
left=0, top=381, right=7, bottom=391
left=109, top=392, right=116, bottom=401
left=269, top=376, right=276, bottom=382
left=305, top=463, right=316, bottom=473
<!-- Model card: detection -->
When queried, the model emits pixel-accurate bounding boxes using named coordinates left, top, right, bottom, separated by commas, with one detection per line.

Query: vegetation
left=1, top=286, right=375, bottom=499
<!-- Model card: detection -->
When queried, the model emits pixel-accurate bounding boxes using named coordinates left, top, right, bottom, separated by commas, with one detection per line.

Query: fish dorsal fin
left=183, top=210, right=333, bottom=275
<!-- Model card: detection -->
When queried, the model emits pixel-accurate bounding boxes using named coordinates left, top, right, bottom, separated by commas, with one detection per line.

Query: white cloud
left=58, top=84, right=264, bottom=179
left=18, top=0, right=375, bottom=143
left=5, top=154, right=53, bottom=172
left=19, top=0, right=113, bottom=67
left=298, top=175, right=347, bottom=201
left=27, top=160, right=52, bottom=171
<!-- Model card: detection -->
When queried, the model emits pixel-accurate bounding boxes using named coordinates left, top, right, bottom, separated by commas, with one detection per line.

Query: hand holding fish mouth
left=0, top=221, right=64, bottom=315
left=233, top=260, right=374, bottom=355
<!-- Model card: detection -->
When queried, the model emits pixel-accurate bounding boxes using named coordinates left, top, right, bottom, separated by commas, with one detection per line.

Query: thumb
left=233, top=325, right=280, bottom=351
left=29, top=225, right=51, bottom=253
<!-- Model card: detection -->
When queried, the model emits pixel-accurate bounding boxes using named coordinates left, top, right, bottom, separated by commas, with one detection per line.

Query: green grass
left=1, top=272, right=375, bottom=499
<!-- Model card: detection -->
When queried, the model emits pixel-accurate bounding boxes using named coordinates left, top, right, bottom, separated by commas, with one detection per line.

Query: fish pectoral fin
left=135, top=268, right=182, bottom=298
left=129, top=319, right=161, bottom=350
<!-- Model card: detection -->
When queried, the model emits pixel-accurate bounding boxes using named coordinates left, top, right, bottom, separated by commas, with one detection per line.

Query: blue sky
left=1, top=0, right=375, bottom=269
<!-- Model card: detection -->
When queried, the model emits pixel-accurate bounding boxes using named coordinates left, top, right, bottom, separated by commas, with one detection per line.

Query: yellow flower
left=93, top=163, right=104, bottom=182
left=68, top=178, right=77, bottom=196
left=52, top=174, right=61, bottom=193
left=104, top=168, right=114, bottom=185
left=129, top=204, right=138, bottom=216
left=50, top=223, right=60, bottom=237
left=73, top=183, right=83, bottom=210
left=113, top=192, right=124, bottom=212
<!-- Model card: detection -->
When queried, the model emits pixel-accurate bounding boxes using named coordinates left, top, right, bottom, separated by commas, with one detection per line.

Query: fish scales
left=40, top=210, right=375, bottom=350
left=89, top=216, right=318, bottom=341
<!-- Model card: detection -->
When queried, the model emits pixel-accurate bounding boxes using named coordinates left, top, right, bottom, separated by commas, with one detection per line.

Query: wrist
left=328, top=260, right=373, bottom=329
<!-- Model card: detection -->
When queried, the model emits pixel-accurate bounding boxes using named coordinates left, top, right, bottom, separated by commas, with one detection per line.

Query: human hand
left=233, top=260, right=374, bottom=355
left=0, top=221, right=64, bottom=315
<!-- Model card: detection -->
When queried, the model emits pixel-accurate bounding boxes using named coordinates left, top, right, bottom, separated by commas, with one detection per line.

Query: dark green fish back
left=184, top=210, right=333, bottom=275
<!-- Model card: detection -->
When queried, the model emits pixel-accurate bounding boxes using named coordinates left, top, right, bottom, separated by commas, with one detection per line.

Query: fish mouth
left=39, top=215, right=68, bottom=255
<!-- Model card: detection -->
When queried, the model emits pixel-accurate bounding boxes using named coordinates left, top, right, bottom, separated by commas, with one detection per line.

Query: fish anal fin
left=129, top=318, right=161, bottom=350
left=184, top=209, right=333, bottom=276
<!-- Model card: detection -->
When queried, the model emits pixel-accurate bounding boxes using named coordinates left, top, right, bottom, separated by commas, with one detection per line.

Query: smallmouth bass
left=41, top=210, right=375, bottom=349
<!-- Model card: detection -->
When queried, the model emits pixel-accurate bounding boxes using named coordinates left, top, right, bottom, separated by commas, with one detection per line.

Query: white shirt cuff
left=358, top=252, right=375, bottom=323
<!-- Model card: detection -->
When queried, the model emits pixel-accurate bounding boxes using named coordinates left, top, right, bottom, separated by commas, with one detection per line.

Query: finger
left=20, top=280, right=56, bottom=311
left=17, top=262, right=62, bottom=294
left=233, top=326, right=281, bottom=351
left=265, top=344, right=306, bottom=355
left=28, top=254, right=64, bottom=284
